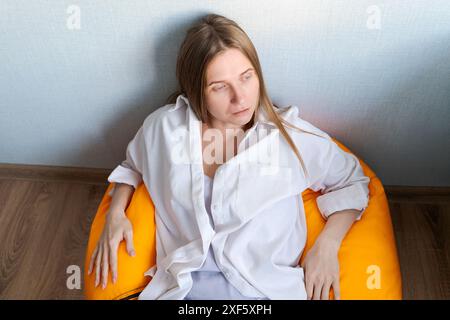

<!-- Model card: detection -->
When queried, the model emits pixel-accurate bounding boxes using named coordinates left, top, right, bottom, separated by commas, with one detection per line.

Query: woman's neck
left=201, top=123, right=246, bottom=163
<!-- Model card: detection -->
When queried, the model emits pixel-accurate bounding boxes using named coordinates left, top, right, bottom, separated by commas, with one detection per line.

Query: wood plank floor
left=0, top=179, right=107, bottom=299
left=388, top=193, right=450, bottom=299
left=0, top=164, right=448, bottom=299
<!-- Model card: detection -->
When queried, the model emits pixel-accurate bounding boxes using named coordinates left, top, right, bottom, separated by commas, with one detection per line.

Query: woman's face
left=204, top=48, right=260, bottom=130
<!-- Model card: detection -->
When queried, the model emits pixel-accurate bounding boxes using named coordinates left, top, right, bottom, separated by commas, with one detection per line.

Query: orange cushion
left=84, top=139, right=402, bottom=300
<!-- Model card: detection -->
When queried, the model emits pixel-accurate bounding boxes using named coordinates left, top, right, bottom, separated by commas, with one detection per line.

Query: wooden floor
left=388, top=189, right=450, bottom=299
left=0, top=164, right=448, bottom=299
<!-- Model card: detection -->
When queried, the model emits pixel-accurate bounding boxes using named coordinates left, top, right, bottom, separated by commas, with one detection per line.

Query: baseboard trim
left=1, top=163, right=449, bottom=197
left=384, top=185, right=450, bottom=196
left=0, top=163, right=110, bottom=185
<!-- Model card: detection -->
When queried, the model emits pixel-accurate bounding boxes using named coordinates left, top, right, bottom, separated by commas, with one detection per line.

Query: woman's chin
left=218, top=110, right=254, bottom=129
left=230, top=117, right=252, bottom=129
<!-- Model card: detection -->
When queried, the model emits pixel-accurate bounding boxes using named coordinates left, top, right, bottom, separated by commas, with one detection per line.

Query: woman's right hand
left=88, top=209, right=136, bottom=289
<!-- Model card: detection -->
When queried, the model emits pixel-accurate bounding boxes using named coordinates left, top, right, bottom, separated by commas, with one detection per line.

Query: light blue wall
left=1, top=1, right=449, bottom=186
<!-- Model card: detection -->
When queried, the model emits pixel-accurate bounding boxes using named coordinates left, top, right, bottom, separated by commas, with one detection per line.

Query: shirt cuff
left=107, top=165, right=142, bottom=196
left=316, top=183, right=369, bottom=221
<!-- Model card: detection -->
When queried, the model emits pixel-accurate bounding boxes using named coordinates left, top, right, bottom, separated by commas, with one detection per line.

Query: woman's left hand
left=300, top=237, right=341, bottom=300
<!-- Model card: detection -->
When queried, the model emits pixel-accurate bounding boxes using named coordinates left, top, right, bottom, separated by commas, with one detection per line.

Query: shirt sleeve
left=309, top=138, right=370, bottom=221
left=107, top=126, right=145, bottom=197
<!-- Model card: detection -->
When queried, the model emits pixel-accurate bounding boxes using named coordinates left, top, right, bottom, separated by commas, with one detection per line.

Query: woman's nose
left=231, top=85, right=246, bottom=105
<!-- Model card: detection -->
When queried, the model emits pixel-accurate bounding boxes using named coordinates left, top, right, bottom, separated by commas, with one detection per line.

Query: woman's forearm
left=108, top=183, right=135, bottom=217
left=315, top=209, right=361, bottom=248
left=301, top=209, right=361, bottom=300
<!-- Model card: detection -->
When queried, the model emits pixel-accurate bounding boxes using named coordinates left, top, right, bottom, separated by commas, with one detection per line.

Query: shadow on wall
left=352, top=34, right=450, bottom=186
left=70, top=12, right=210, bottom=171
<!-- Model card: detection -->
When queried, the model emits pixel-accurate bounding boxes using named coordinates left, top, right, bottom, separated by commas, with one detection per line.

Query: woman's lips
left=232, top=108, right=249, bottom=116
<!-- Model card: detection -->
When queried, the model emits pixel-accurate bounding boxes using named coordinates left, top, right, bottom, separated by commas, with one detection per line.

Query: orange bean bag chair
left=84, top=139, right=402, bottom=300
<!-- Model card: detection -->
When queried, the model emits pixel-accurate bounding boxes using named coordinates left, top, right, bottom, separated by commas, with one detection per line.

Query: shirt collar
left=178, top=94, right=281, bottom=168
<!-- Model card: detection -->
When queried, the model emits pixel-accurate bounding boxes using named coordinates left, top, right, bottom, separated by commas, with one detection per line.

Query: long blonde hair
left=166, top=14, right=315, bottom=180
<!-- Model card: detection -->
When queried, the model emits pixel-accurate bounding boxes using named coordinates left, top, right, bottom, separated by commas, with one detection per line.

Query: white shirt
left=107, top=94, right=370, bottom=300
left=183, top=174, right=268, bottom=300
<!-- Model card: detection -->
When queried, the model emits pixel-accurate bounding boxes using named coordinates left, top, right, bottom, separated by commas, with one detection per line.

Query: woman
left=88, top=14, right=370, bottom=300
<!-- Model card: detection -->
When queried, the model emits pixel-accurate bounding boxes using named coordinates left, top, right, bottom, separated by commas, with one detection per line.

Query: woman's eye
left=214, top=85, right=226, bottom=91
left=244, top=73, right=252, bottom=80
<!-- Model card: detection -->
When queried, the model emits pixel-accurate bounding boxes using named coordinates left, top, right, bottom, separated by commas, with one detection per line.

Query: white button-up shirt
left=107, top=94, right=370, bottom=300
